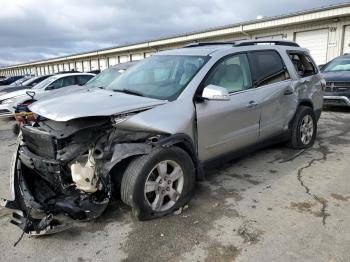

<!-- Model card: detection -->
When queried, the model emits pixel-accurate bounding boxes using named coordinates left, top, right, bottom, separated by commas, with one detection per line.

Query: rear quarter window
left=288, top=52, right=317, bottom=77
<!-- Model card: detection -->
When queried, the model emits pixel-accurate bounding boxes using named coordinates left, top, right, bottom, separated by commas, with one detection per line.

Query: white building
left=2, top=2, right=350, bottom=76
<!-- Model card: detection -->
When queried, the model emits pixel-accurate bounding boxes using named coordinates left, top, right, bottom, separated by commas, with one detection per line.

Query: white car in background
left=0, top=73, right=95, bottom=117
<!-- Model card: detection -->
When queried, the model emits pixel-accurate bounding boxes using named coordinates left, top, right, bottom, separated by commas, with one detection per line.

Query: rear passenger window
left=248, top=50, right=289, bottom=87
left=76, top=75, right=93, bottom=85
left=62, top=76, right=76, bottom=87
left=288, top=52, right=317, bottom=77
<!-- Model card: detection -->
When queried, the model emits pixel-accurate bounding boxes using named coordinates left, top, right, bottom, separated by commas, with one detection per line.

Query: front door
left=195, top=53, right=260, bottom=161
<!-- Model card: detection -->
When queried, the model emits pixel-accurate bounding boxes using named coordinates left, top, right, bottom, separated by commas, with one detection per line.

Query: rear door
left=247, top=50, right=295, bottom=141
left=196, top=53, right=260, bottom=161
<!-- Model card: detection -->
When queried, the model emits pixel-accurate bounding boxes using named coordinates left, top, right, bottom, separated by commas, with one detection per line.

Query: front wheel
left=289, top=106, right=317, bottom=149
left=121, top=147, right=195, bottom=220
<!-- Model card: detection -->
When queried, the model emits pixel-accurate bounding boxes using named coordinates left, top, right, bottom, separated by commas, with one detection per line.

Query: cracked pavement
left=0, top=109, right=350, bottom=262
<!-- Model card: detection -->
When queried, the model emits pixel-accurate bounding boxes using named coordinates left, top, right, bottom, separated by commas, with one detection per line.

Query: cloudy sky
left=0, top=0, right=347, bottom=66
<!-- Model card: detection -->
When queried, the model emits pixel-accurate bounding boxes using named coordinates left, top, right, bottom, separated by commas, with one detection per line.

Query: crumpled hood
left=322, top=71, right=350, bottom=82
left=29, top=88, right=167, bottom=122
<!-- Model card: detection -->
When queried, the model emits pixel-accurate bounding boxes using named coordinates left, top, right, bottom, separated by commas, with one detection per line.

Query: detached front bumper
left=1, top=140, right=110, bottom=235
left=0, top=149, right=75, bottom=235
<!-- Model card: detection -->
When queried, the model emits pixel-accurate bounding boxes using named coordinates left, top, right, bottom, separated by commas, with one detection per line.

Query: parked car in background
left=0, top=75, right=52, bottom=94
left=0, top=75, right=25, bottom=86
left=11, top=62, right=136, bottom=134
left=321, top=54, right=350, bottom=107
left=0, top=40, right=324, bottom=235
left=84, top=61, right=136, bottom=88
left=0, top=73, right=94, bottom=117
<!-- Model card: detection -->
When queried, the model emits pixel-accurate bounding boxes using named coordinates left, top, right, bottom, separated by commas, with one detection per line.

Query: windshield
left=85, top=68, right=122, bottom=88
left=32, top=76, right=58, bottom=89
left=20, top=76, right=39, bottom=87
left=322, top=58, right=350, bottom=72
left=106, top=55, right=209, bottom=101
left=10, top=76, right=32, bottom=86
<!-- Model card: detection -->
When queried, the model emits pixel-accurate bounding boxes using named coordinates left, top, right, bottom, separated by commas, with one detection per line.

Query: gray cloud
left=0, top=0, right=347, bottom=66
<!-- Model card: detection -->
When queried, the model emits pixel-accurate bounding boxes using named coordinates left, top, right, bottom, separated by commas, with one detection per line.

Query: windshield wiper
left=114, top=88, right=145, bottom=97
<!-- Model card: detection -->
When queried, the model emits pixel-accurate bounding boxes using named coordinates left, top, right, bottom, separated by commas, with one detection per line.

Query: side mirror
left=46, top=85, right=55, bottom=90
left=26, top=91, right=36, bottom=99
left=201, top=84, right=230, bottom=101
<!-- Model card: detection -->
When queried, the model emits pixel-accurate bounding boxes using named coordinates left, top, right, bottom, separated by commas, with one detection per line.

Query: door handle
left=284, top=89, right=294, bottom=95
left=246, top=100, right=258, bottom=108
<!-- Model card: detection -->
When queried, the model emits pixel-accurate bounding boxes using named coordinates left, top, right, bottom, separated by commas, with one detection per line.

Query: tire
left=121, top=146, right=195, bottom=220
left=288, top=106, right=317, bottom=149
left=12, top=123, right=20, bottom=135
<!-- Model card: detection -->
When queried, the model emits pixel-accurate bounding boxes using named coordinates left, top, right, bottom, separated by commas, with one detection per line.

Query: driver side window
left=204, top=54, right=252, bottom=93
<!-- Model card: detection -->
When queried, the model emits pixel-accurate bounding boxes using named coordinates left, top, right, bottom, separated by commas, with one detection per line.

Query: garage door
left=99, top=58, right=107, bottom=71
left=131, top=53, right=143, bottom=61
left=119, top=55, right=130, bottom=63
left=108, top=57, right=118, bottom=67
left=295, top=29, right=329, bottom=65
left=83, top=61, right=90, bottom=72
left=90, top=60, right=99, bottom=71
left=145, top=52, right=155, bottom=58
left=343, top=25, right=350, bottom=54
left=69, top=62, right=75, bottom=71
left=76, top=62, right=83, bottom=72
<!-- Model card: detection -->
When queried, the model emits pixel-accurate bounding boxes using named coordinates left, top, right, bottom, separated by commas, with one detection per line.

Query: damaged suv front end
left=3, top=110, right=165, bottom=235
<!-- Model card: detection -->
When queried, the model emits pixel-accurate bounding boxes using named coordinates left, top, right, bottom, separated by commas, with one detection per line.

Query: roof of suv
left=54, top=72, right=95, bottom=78
left=159, top=40, right=307, bottom=56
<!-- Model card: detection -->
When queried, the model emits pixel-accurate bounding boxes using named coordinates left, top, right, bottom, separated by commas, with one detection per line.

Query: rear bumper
left=323, top=95, right=350, bottom=107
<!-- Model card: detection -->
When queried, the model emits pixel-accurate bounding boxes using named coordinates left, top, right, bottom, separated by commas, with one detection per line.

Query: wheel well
left=109, top=157, right=135, bottom=192
left=172, top=142, right=195, bottom=161
left=109, top=139, right=203, bottom=189
left=288, top=100, right=314, bottom=129
left=299, top=100, right=313, bottom=109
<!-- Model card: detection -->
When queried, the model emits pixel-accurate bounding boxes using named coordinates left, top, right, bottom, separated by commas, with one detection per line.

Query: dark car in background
left=322, top=54, right=350, bottom=107
left=0, top=75, right=52, bottom=94
left=0, top=75, right=25, bottom=86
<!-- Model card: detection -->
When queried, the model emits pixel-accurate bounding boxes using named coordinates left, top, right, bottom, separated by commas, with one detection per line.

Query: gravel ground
left=0, top=109, right=350, bottom=262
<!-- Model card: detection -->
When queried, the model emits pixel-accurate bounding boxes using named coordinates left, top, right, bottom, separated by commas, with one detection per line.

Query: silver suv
left=1, top=40, right=324, bottom=235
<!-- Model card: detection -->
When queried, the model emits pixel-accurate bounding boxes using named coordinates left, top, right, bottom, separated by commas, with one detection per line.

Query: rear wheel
left=289, top=106, right=317, bottom=149
left=121, top=147, right=195, bottom=220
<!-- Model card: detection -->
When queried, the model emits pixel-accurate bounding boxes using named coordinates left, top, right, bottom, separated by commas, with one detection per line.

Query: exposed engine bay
left=10, top=114, right=158, bottom=235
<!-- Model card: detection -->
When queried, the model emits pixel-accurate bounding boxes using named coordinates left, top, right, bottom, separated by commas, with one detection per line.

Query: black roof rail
left=234, top=40, right=300, bottom=47
left=184, top=41, right=236, bottom=48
